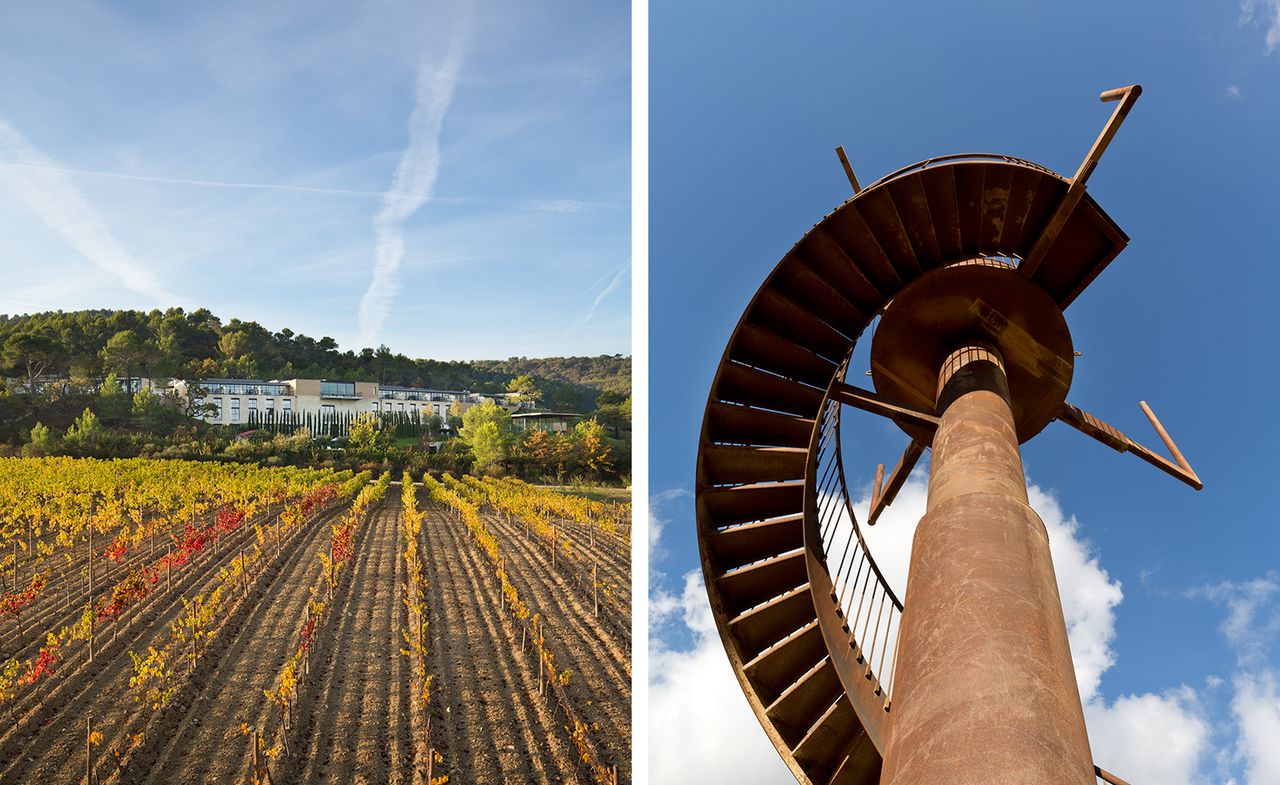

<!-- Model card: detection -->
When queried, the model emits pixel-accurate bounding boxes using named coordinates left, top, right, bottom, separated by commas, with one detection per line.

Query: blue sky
left=0, top=1, right=630, bottom=361
left=650, top=3, right=1280, bottom=784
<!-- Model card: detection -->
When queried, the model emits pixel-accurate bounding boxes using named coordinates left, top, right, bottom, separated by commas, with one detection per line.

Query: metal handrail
left=805, top=360, right=905, bottom=709
left=860, top=152, right=1062, bottom=193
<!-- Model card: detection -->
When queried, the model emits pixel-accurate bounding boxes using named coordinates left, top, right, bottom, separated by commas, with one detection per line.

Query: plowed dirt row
left=282, top=502, right=409, bottom=785
left=422, top=500, right=586, bottom=785
left=483, top=510, right=631, bottom=782
left=546, top=517, right=631, bottom=611
left=0, top=502, right=346, bottom=784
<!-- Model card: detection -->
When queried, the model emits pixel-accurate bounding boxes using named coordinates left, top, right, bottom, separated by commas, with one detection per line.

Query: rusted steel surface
left=869, top=261, right=1075, bottom=445
left=1058, top=400, right=1203, bottom=489
left=866, top=440, right=924, bottom=526
left=879, top=346, right=1094, bottom=785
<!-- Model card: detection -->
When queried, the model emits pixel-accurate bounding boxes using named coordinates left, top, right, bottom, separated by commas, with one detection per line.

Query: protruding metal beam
left=1057, top=400, right=1203, bottom=490
left=835, top=146, right=862, bottom=194
left=867, top=440, right=925, bottom=525
left=1076, top=85, right=1143, bottom=185
left=1021, top=84, right=1141, bottom=279
left=830, top=381, right=939, bottom=432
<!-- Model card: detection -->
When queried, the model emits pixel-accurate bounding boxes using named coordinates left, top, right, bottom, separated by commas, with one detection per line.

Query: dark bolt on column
left=880, top=344, right=1094, bottom=785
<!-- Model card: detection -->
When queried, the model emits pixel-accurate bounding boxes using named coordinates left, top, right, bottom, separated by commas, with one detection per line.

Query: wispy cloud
left=564, top=260, right=628, bottom=336
left=0, top=120, right=179, bottom=304
left=358, top=28, right=468, bottom=349
left=1240, top=0, right=1280, bottom=53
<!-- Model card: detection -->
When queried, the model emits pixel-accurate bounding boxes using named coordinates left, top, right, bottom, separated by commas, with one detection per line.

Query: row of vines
left=423, top=474, right=619, bottom=785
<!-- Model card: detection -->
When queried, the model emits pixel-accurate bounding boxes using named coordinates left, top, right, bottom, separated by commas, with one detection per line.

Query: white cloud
left=647, top=487, right=690, bottom=561
left=0, top=120, right=178, bottom=304
left=358, top=28, right=468, bottom=348
left=1232, top=671, right=1280, bottom=785
left=650, top=570, right=795, bottom=785
left=1192, top=573, right=1280, bottom=785
left=1226, top=85, right=1243, bottom=99
left=1191, top=574, right=1280, bottom=665
left=1085, top=689, right=1210, bottom=785
left=1240, top=0, right=1280, bottom=54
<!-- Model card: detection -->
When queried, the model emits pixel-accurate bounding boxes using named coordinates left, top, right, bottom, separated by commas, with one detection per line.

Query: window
left=212, top=398, right=223, bottom=420
left=371, top=402, right=380, bottom=413
left=283, top=398, right=292, bottom=414
left=248, top=399, right=258, bottom=421
left=397, top=402, right=405, bottom=413
left=320, top=380, right=357, bottom=398
left=265, top=399, right=275, bottom=420
left=321, top=404, right=335, bottom=415
left=230, top=398, right=241, bottom=422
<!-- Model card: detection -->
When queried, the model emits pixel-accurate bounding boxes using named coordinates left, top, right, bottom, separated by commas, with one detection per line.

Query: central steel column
left=880, top=345, right=1094, bottom=785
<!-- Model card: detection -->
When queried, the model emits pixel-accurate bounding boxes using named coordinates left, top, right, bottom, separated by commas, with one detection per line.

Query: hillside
left=0, top=308, right=630, bottom=411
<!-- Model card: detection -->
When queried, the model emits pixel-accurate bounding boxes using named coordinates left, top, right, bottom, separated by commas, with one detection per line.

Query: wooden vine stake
left=593, top=564, right=599, bottom=617
left=84, top=713, right=93, bottom=785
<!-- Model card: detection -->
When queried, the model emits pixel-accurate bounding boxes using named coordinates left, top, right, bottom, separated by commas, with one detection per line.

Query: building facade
left=170, top=377, right=514, bottom=430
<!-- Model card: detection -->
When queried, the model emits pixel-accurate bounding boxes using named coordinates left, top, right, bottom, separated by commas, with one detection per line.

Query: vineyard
left=0, top=458, right=632, bottom=785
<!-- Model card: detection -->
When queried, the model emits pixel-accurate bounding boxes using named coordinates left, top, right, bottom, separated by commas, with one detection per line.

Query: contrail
left=0, top=163, right=599, bottom=212
left=0, top=120, right=179, bottom=304
left=565, top=261, right=628, bottom=336
left=358, top=33, right=467, bottom=348
left=0, top=162, right=384, bottom=197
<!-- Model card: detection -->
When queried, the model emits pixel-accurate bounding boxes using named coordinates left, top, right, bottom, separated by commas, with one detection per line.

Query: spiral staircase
left=695, top=87, right=1195, bottom=785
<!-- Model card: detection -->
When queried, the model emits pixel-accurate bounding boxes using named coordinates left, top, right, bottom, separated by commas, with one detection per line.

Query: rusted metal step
left=731, top=583, right=813, bottom=658
left=792, top=698, right=867, bottom=784
left=715, top=361, right=826, bottom=418
left=765, top=656, right=846, bottom=749
left=706, top=402, right=815, bottom=449
left=854, top=187, right=920, bottom=280
left=710, top=513, right=804, bottom=568
left=825, top=729, right=882, bottom=785
left=772, top=256, right=871, bottom=336
left=885, top=177, right=942, bottom=270
left=698, top=480, right=804, bottom=528
left=702, top=444, right=808, bottom=486
left=808, top=214, right=902, bottom=296
left=743, top=620, right=828, bottom=703
left=747, top=287, right=853, bottom=361
left=717, top=550, right=807, bottom=613
left=919, top=166, right=962, bottom=260
left=729, top=321, right=839, bottom=389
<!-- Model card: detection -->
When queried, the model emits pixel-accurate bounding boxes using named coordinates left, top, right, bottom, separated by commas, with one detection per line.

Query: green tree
left=96, top=371, right=131, bottom=426
left=26, top=421, right=55, bottom=455
left=470, top=420, right=507, bottom=475
left=100, top=329, right=153, bottom=385
left=2, top=330, right=60, bottom=395
left=64, top=408, right=103, bottom=450
left=132, top=386, right=177, bottom=433
left=461, top=400, right=513, bottom=472
left=592, top=390, right=631, bottom=437
left=505, top=374, right=543, bottom=409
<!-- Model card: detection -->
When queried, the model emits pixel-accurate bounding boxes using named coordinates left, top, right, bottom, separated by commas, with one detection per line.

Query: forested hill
left=0, top=309, right=630, bottom=410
